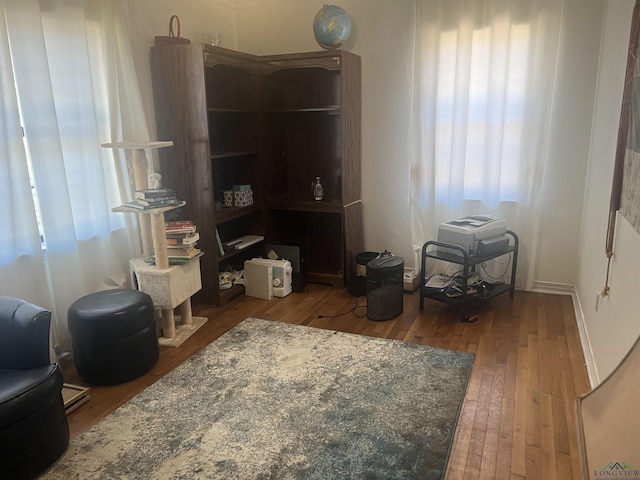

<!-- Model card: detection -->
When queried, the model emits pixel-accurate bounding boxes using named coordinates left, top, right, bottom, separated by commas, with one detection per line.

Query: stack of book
left=166, top=220, right=201, bottom=262
left=144, top=220, right=203, bottom=265
left=124, top=188, right=181, bottom=210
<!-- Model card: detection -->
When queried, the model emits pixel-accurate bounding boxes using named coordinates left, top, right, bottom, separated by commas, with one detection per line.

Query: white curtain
left=410, top=0, right=563, bottom=289
left=0, top=0, right=148, bottom=351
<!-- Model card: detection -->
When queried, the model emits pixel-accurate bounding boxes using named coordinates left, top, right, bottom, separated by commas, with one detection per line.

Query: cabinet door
left=204, top=54, right=265, bottom=305
left=151, top=44, right=265, bottom=306
left=151, top=44, right=218, bottom=303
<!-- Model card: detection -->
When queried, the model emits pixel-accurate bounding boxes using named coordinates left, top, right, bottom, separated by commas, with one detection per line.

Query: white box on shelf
left=233, top=189, right=253, bottom=207
left=403, top=267, right=419, bottom=293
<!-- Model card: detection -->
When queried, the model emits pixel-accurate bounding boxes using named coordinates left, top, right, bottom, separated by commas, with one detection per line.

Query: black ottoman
left=68, top=289, right=159, bottom=385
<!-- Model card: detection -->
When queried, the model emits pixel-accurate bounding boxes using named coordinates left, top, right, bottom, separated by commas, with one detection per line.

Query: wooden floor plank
left=478, top=426, right=499, bottom=479
left=526, top=333, right=541, bottom=449
left=495, top=396, right=515, bottom=480
left=527, top=444, right=542, bottom=480
left=511, top=345, right=529, bottom=477
left=58, top=286, right=591, bottom=479
left=540, top=392, right=558, bottom=480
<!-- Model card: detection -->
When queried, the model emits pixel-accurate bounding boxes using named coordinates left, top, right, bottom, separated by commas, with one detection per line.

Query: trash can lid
left=356, top=251, right=379, bottom=265
left=367, top=255, right=404, bottom=270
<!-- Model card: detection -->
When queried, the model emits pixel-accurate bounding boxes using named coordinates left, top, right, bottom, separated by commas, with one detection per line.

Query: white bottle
left=312, top=177, right=324, bottom=201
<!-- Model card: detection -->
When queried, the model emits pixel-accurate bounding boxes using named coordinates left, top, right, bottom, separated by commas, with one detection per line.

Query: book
left=225, top=234, right=264, bottom=250
left=166, top=245, right=197, bottom=256
left=215, top=228, right=224, bottom=256
left=223, top=238, right=243, bottom=247
left=119, top=199, right=180, bottom=210
left=136, top=196, right=178, bottom=206
left=425, top=273, right=452, bottom=290
left=165, top=220, right=196, bottom=235
left=166, top=230, right=197, bottom=238
left=152, top=247, right=200, bottom=260
left=165, top=232, right=200, bottom=246
left=165, top=220, right=194, bottom=228
left=143, top=250, right=203, bottom=265
left=135, top=188, right=176, bottom=200
left=62, top=383, right=90, bottom=414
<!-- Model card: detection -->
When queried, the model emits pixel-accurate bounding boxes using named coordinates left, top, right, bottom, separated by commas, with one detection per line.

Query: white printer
left=437, top=215, right=508, bottom=257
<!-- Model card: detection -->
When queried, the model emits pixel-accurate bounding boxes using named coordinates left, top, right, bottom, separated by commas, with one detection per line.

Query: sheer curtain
left=0, top=0, right=148, bottom=352
left=410, top=0, right=563, bottom=289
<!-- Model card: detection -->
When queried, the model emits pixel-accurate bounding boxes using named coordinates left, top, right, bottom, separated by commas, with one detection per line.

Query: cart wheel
left=461, top=313, right=479, bottom=323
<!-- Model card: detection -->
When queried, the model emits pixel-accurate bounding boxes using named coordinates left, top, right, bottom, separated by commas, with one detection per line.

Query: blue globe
left=313, top=4, right=352, bottom=50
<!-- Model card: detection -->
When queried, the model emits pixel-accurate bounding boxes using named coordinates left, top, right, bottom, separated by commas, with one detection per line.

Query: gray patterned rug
left=42, top=318, right=474, bottom=480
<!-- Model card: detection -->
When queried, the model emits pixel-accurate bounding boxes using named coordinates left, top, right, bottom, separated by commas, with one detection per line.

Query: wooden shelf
left=111, top=201, right=186, bottom=215
left=150, top=45, right=362, bottom=304
left=214, top=203, right=262, bottom=225
left=208, top=107, right=259, bottom=113
left=267, top=195, right=343, bottom=214
left=267, top=106, right=341, bottom=113
left=211, top=151, right=259, bottom=160
left=218, top=241, right=264, bottom=262
left=218, top=283, right=245, bottom=305
left=101, top=141, right=173, bottom=150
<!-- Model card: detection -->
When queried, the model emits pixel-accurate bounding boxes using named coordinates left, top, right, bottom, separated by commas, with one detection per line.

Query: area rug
left=42, top=318, right=474, bottom=480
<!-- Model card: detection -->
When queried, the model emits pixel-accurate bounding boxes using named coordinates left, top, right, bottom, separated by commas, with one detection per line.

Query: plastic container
left=355, top=251, right=379, bottom=277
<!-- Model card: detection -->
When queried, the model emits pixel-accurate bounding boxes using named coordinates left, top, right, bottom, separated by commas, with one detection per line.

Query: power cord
left=317, top=296, right=368, bottom=319
left=480, top=252, right=512, bottom=281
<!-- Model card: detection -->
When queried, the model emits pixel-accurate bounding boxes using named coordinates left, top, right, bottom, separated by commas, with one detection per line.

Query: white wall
left=578, top=0, right=640, bottom=383
left=535, top=0, right=604, bottom=285
left=123, top=0, right=237, bottom=142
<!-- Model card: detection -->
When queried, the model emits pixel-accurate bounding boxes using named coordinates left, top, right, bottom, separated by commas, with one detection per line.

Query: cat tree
left=103, top=141, right=206, bottom=347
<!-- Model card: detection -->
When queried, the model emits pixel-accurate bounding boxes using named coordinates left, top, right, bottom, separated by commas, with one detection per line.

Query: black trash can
left=348, top=251, right=379, bottom=297
left=366, top=253, right=404, bottom=321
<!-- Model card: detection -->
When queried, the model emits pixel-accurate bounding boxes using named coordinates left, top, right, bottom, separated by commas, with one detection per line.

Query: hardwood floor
left=58, top=284, right=591, bottom=479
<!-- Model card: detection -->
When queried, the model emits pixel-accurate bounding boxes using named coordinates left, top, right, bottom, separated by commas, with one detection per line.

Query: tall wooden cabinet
left=150, top=44, right=362, bottom=306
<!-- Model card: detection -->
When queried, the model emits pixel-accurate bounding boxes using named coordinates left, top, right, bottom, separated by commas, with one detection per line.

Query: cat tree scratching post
left=103, top=141, right=206, bottom=346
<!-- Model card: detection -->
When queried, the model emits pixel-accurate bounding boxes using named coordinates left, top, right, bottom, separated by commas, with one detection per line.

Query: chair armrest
left=0, top=296, right=52, bottom=370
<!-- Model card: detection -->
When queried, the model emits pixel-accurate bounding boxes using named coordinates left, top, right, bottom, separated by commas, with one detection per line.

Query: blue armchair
left=0, top=296, right=69, bottom=478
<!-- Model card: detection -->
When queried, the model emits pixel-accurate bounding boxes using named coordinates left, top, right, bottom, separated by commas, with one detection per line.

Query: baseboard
left=530, top=281, right=575, bottom=296
left=531, top=281, right=599, bottom=387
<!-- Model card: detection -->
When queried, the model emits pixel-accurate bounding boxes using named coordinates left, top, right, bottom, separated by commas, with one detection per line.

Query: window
left=434, top=21, right=531, bottom=204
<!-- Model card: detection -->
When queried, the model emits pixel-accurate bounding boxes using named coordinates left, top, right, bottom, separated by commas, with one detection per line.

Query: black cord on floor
left=317, top=296, right=368, bottom=319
